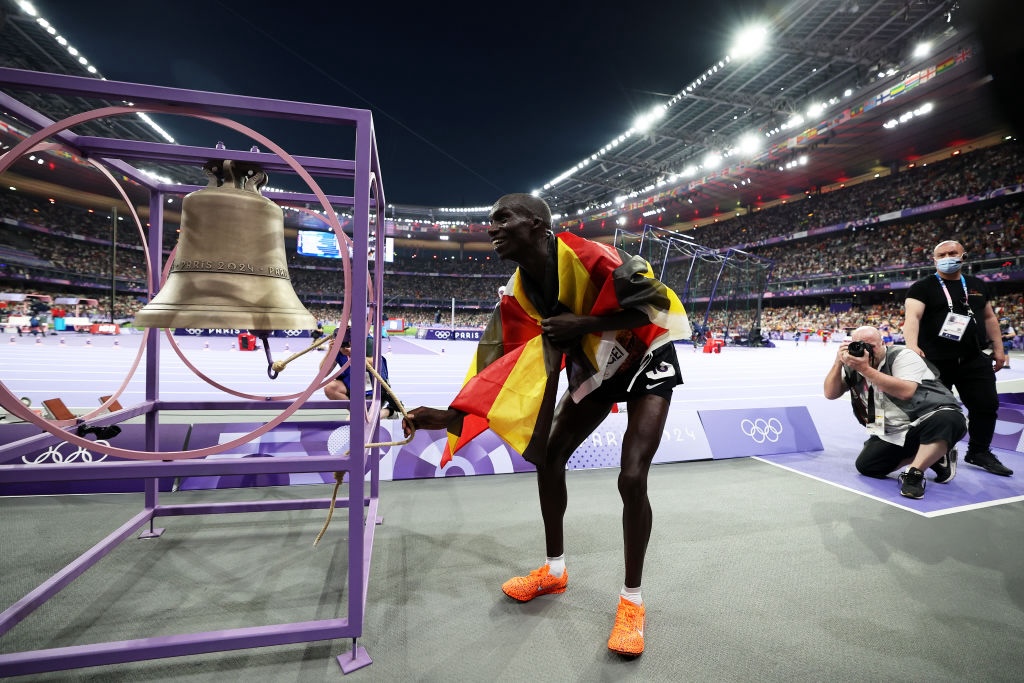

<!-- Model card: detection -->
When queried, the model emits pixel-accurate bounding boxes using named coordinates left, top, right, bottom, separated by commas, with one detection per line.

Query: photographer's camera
left=848, top=340, right=869, bottom=357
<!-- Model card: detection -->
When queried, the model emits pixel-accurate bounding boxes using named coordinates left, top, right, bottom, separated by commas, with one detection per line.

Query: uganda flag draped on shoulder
left=441, top=232, right=690, bottom=466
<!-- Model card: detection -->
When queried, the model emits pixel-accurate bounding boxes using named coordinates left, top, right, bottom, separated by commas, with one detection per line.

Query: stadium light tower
left=729, top=25, right=769, bottom=60
left=633, top=104, right=667, bottom=134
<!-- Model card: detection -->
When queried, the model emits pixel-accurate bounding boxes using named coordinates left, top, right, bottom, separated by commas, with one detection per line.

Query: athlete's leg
left=620, top=393, right=670, bottom=588
left=538, top=391, right=614, bottom=557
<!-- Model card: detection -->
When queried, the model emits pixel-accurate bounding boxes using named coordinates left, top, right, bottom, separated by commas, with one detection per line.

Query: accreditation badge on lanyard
left=936, top=274, right=973, bottom=342
left=862, top=383, right=885, bottom=435
left=866, top=414, right=886, bottom=435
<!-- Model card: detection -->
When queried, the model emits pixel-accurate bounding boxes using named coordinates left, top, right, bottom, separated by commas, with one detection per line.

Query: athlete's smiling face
left=487, top=199, right=539, bottom=263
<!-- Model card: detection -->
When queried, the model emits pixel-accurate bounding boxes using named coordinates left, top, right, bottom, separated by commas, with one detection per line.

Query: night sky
left=33, top=0, right=769, bottom=207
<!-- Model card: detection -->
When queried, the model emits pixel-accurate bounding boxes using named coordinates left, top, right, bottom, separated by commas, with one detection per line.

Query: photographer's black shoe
left=931, top=448, right=957, bottom=484
left=898, top=467, right=926, bottom=499
left=965, top=450, right=1013, bottom=476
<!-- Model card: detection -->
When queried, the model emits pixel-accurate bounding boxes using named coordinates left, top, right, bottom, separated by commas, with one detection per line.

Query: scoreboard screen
left=296, top=230, right=393, bottom=262
left=296, top=230, right=341, bottom=259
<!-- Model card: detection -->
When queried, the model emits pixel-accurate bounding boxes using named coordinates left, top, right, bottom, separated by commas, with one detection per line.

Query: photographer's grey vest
left=844, top=347, right=960, bottom=423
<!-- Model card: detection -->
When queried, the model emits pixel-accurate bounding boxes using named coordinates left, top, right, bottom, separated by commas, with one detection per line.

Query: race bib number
left=603, top=341, right=629, bottom=379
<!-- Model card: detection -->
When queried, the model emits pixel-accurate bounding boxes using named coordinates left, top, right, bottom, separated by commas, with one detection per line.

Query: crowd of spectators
left=31, top=236, right=150, bottom=282
left=0, top=192, right=179, bottom=249
left=679, top=142, right=1024, bottom=251
left=0, top=283, right=144, bottom=322
left=4, top=140, right=1024, bottom=336
left=752, top=199, right=1024, bottom=282
left=755, top=302, right=907, bottom=337
left=290, top=252, right=508, bottom=275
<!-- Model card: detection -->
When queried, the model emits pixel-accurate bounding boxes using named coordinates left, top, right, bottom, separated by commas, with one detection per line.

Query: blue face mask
left=936, top=257, right=962, bottom=274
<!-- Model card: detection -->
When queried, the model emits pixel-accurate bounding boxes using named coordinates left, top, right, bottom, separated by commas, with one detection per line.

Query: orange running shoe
left=501, top=564, right=568, bottom=602
left=607, top=596, right=645, bottom=655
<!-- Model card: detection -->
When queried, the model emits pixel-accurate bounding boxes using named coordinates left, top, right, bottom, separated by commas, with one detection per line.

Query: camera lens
left=848, top=341, right=867, bottom=357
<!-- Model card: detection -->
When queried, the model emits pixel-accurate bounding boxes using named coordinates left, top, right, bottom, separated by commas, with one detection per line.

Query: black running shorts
left=587, top=342, right=683, bottom=404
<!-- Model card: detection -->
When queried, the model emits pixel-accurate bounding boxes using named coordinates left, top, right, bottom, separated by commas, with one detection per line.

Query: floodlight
left=16, top=1, right=38, bottom=16
left=738, top=134, right=761, bottom=155
left=730, top=25, right=769, bottom=59
left=913, top=41, right=932, bottom=59
left=703, top=152, right=722, bottom=170
left=784, top=114, right=805, bottom=130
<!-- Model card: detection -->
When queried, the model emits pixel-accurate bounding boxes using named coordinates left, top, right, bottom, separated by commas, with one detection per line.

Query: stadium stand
left=5, top=137, right=1022, bottom=335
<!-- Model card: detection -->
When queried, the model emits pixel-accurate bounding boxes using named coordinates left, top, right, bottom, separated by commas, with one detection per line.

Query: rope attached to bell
left=264, top=331, right=335, bottom=379
left=312, top=362, right=415, bottom=546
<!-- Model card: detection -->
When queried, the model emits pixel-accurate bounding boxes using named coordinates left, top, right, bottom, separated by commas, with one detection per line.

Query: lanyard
left=935, top=273, right=973, bottom=318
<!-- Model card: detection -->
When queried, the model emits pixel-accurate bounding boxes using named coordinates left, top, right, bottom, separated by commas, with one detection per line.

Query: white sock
left=546, top=555, right=565, bottom=577
left=621, top=584, right=642, bottom=605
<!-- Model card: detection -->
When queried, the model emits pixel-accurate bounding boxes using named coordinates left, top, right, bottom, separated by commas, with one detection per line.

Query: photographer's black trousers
left=855, top=408, right=968, bottom=477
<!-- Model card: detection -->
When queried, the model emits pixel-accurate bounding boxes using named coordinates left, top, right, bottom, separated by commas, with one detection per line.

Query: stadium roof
left=342, top=0, right=1010, bottom=235
left=0, top=0, right=208, bottom=189
left=532, top=0, right=1006, bottom=228
left=0, top=0, right=1011, bottom=237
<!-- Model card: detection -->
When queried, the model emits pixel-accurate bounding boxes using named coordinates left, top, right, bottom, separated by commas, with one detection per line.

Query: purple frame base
left=0, top=67, right=384, bottom=677
left=338, top=646, right=373, bottom=673
left=0, top=462, right=381, bottom=677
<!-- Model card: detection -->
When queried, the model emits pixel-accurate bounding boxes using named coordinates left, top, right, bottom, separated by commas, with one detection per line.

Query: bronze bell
left=134, top=159, right=316, bottom=331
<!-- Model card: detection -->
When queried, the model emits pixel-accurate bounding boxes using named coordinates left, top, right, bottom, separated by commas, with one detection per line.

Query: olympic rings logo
left=283, top=329, right=303, bottom=337
left=434, top=331, right=451, bottom=339
left=23, top=440, right=110, bottom=464
left=740, top=418, right=783, bottom=444
left=185, top=328, right=204, bottom=335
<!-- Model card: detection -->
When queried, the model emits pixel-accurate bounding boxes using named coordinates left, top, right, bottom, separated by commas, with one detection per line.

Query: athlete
left=402, top=193, right=691, bottom=655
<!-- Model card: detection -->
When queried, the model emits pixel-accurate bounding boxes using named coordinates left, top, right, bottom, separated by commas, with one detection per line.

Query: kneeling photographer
left=823, top=326, right=967, bottom=499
